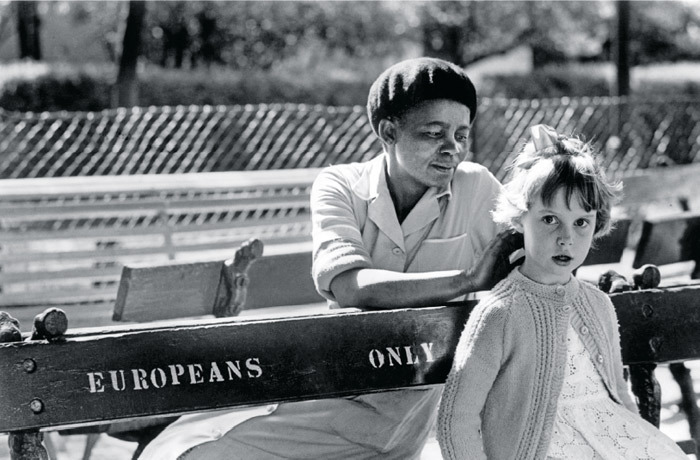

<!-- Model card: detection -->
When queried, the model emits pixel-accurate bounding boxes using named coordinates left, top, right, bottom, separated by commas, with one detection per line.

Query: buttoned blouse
left=311, top=154, right=502, bottom=304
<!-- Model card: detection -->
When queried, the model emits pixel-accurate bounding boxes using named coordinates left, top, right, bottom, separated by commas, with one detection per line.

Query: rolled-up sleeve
left=310, top=167, right=373, bottom=300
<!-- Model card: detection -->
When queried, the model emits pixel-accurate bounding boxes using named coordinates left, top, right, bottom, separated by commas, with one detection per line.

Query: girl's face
left=515, top=187, right=597, bottom=285
left=384, top=99, right=471, bottom=201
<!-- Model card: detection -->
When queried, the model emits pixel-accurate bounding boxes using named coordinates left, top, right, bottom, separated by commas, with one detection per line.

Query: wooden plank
left=0, top=214, right=310, bottom=242
left=112, top=261, right=223, bottom=322
left=582, top=218, right=631, bottom=266
left=113, top=251, right=323, bottom=322
left=0, top=266, right=123, bottom=283
left=0, top=305, right=473, bottom=432
left=0, top=169, right=322, bottom=199
left=632, top=211, right=700, bottom=268
left=0, top=289, right=118, bottom=307
left=620, top=163, right=700, bottom=207
left=0, top=234, right=311, bottom=264
left=0, top=195, right=310, bottom=220
left=1, top=283, right=699, bottom=432
left=613, top=284, right=700, bottom=364
left=245, top=252, right=324, bottom=308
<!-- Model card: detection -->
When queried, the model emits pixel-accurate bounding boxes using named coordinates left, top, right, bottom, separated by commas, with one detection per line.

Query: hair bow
left=529, top=124, right=560, bottom=152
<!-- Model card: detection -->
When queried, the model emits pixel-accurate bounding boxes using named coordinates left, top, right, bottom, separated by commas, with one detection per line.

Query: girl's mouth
left=552, top=255, right=573, bottom=265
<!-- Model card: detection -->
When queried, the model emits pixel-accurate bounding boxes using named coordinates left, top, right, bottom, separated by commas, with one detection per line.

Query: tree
left=15, top=0, right=41, bottom=60
left=420, top=1, right=611, bottom=68
left=114, top=0, right=146, bottom=107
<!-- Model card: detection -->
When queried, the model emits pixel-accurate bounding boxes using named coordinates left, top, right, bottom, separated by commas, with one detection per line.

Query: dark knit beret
left=367, top=57, right=477, bottom=135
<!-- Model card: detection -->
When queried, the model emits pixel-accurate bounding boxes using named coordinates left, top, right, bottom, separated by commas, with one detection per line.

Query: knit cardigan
left=437, top=268, right=639, bottom=460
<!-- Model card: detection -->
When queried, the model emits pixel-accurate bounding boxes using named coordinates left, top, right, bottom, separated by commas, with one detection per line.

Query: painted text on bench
left=86, top=359, right=263, bottom=393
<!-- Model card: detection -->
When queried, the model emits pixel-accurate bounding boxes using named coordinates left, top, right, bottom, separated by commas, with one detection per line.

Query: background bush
left=2, top=61, right=700, bottom=113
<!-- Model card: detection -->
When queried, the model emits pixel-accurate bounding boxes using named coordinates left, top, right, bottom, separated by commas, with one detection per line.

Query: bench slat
left=2, top=283, right=699, bottom=433
left=113, top=251, right=323, bottom=322
left=0, top=169, right=323, bottom=198
left=0, top=195, right=311, bottom=220
left=632, top=211, right=700, bottom=269
left=0, top=235, right=311, bottom=264
left=613, top=284, right=700, bottom=364
left=0, top=215, right=310, bottom=242
left=0, top=305, right=472, bottom=432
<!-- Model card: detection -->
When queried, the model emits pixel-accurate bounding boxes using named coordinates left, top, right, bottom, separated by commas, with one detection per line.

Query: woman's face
left=516, top=187, right=597, bottom=285
left=382, top=99, right=471, bottom=201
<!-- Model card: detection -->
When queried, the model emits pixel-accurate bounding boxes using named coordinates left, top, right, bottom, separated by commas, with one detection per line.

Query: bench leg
left=8, top=432, right=49, bottom=460
left=82, top=433, right=101, bottom=460
left=669, top=362, right=700, bottom=444
left=629, top=363, right=661, bottom=427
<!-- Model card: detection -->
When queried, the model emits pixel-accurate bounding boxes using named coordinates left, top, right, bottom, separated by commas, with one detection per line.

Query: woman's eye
left=425, top=131, right=442, bottom=138
left=456, top=133, right=469, bottom=143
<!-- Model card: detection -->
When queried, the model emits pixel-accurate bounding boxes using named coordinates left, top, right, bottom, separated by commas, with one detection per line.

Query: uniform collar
left=351, top=154, right=452, bottom=250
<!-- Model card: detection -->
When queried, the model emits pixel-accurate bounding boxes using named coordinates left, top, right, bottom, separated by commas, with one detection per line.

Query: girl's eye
left=542, top=215, right=557, bottom=225
left=575, top=218, right=590, bottom=227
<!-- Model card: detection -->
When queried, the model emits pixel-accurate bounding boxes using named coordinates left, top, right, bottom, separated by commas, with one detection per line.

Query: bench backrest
left=113, top=249, right=322, bottom=322
left=2, top=283, right=699, bottom=433
left=633, top=210, right=700, bottom=270
left=1, top=162, right=698, bottom=327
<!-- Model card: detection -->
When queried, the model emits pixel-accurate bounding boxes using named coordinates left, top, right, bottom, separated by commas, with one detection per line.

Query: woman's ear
left=378, top=119, right=398, bottom=145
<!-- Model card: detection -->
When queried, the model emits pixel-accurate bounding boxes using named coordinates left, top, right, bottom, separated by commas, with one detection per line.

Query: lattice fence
left=1, top=97, right=699, bottom=180
left=474, top=97, right=700, bottom=180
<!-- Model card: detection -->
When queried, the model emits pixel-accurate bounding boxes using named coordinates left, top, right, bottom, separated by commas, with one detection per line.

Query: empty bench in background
left=0, top=168, right=321, bottom=328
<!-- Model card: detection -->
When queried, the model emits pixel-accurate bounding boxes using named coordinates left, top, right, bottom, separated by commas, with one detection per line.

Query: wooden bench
left=2, top=268, right=700, bottom=459
left=0, top=169, right=321, bottom=328
left=625, top=208, right=700, bottom=446
left=2, top=161, right=698, bottom=323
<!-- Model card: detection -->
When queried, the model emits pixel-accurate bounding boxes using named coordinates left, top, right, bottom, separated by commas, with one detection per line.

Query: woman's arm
left=329, top=230, right=522, bottom=309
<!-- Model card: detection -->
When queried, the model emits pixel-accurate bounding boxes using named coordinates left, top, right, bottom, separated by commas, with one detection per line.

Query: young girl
left=437, top=124, right=687, bottom=460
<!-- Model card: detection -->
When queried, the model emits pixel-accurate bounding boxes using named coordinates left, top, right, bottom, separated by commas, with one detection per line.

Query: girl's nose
left=557, top=230, right=573, bottom=246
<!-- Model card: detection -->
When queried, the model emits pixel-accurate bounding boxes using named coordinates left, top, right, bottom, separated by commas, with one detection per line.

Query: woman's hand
left=466, top=230, right=524, bottom=292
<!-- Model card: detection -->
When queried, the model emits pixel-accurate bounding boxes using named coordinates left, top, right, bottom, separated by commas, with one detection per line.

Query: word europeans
left=86, top=358, right=262, bottom=393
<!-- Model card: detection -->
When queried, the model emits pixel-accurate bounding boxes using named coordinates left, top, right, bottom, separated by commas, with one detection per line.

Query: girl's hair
left=493, top=124, right=623, bottom=238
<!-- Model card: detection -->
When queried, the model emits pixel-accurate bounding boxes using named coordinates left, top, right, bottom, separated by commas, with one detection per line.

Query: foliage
left=141, top=1, right=415, bottom=71
left=0, top=62, right=376, bottom=111
left=481, top=65, right=613, bottom=99
left=0, top=62, right=112, bottom=111
left=5, top=60, right=700, bottom=113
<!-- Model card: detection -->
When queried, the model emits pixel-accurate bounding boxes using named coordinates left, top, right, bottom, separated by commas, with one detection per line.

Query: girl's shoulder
left=577, top=278, right=614, bottom=306
left=474, top=276, right=522, bottom=317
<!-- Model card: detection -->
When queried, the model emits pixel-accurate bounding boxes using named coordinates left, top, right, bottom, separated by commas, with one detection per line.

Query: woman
left=140, top=57, right=521, bottom=460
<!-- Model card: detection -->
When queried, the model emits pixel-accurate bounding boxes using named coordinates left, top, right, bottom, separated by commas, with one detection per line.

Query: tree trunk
left=16, top=1, right=41, bottom=60
left=615, top=0, right=630, bottom=97
left=114, top=0, right=147, bottom=108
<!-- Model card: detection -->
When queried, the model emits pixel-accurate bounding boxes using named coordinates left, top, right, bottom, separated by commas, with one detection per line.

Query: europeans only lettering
left=87, top=359, right=263, bottom=393
left=368, top=342, right=435, bottom=369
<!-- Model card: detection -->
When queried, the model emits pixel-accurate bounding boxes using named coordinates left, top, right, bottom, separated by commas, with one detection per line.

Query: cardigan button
left=555, top=286, right=565, bottom=296
left=597, top=354, right=604, bottom=364
left=580, top=326, right=589, bottom=335
left=562, top=305, right=571, bottom=312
